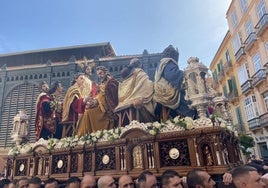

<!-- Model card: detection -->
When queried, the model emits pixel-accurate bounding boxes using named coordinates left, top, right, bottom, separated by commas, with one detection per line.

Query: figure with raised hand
left=77, top=66, right=119, bottom=136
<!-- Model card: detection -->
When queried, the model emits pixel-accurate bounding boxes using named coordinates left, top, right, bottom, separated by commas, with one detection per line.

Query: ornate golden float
left=6, top=120, right=242, bottom=180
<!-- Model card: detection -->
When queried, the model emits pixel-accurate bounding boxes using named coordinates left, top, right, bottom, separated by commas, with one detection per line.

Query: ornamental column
left=11, top=110, right=30, bottom=145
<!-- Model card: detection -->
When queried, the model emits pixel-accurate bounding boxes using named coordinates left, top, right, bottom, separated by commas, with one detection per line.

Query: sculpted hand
left=83, top=96, right=90, bottom=104
left=88, top=98, right=98, bottom=108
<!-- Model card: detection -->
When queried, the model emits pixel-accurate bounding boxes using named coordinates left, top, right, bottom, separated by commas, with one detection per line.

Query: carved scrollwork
left=52, top=154, right=68, bottom=174
left=70, top=153, right=78, bottom=173
left=95, top=148, right=116, bottom=170
left=83, top=151, right=92, bottom=172
left=15, top=159, right=27, bottom=176
left=159, top=139, right=190, bottom=166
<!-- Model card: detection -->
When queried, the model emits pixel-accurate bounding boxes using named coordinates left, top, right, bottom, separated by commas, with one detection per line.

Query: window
left=228, top=76, right=237, bottom=92
left=228, top=79, right=233, bottom=92
left=263, top=91, right=268, bottom=112
left=235, top=107, right=245, bottom=132
left=252, top=53, right=262, bottom=73
left=217, top=60, right=224, bottom=73
left=240, top=0, right=247, bottom=14
left=225, top=50, right=231, bottom=62
left=212, top=70, right=218, bottom=83
left=245, top=20, right=253, bottom=36
left=231, top=11, right=239, bottom=29
left=0, top=83, right=39, bottom=147
left=257, top=0, right=267, bottom=19
left=243, top=95, right=259, bottom=120
left=223, top=85, right=228, bottom=97
left=232, top=33, right=242, bottom=54
left=238, top=63, right=249, bottom=85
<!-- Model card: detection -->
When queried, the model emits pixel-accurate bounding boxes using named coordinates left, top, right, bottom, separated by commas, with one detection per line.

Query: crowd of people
left=0, top=165, right=268, bottom=188
left=34, top=45, right=197, bottom=140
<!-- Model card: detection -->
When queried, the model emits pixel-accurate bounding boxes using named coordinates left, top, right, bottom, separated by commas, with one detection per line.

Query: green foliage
left=176, top=119, right=187, bottom=130
left=239, top=134, right=254, bottom=155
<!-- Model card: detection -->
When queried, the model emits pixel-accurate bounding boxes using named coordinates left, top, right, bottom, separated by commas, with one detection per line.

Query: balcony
left=241, top=79, right=253, bottom=94
left=259, top=112, right=268, bottom=128
left=212, top=80, right=218, bottom=89
left=244, top=32, right=257, bottom=51
left=235, top=46, right=246, bottom=61
left=234, top=123, right=246, bottom=134
left=251, top=69, right=266, bottom=87
left=217, top=70, right=225, bottom=82
left=248, top=117, right=261, bottom=130
left=223, top=60, right=232, bottom=74
left=248, top=113, right=268, bottom=130
left=255, top=14, right=268, bottom=36
left=227, top=89, right=239, bottom=102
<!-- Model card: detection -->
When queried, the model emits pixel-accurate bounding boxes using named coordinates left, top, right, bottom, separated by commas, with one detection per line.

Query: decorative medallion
left=169, top=148, right=180, bottom=159
left=57, top=160, right=63, bottom=169
left=19, top=163, right=25, bottom=172
left=102, top=154, right=110, bottom=164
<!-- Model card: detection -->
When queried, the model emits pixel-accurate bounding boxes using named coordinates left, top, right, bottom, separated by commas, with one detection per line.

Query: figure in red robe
left=35, top=81, right=63, bottom=140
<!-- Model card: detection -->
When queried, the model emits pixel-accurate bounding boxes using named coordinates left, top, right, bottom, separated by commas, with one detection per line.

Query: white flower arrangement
left=20, top=143, right=33, bottom=154
left=8, top=116, right=197, bottom=156
left=47, top=138, right=59, bottom=150
left=8, top=145, right=20, bottom=156
left=146, top=121, right=165, bottom=135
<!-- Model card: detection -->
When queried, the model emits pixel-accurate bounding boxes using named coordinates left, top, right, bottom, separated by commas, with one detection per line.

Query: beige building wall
left=210, top=31, right=248, bottom=133
left=211, top=0, right=268, bottom=158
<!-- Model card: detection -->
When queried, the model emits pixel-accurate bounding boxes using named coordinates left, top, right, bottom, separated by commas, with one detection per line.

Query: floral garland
left=8, top=115, right=232, bottom=156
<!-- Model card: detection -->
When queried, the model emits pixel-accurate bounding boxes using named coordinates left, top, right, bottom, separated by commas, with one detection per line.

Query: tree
left=239, top=134, right=254, bottom=156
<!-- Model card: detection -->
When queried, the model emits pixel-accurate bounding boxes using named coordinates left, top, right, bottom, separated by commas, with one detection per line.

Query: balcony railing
left=235, top=46, right=245, bottom=61
left=217, top=70, right=225, bottom=82
left=248, top=112, right=268, bottom=130
left=241, top=79, right=253, bottom=94
left=251, top=69, right=266, bottom=86
left=248, top=117, right=261, bottom=130
left=223, top=60, right=232, bottom=74
left=212, top=80, right=218, bottom=89
left=244, top=32, right=257, bottom=51
left=234, top=123, right=246, bottom=134
left=259, top=112, right=268, bottom=128
left=255, top=14, right=268, bottom=36
left=227, top=89, right=239, bottom=102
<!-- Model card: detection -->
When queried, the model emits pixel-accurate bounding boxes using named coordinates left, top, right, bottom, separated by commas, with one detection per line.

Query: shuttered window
left=0, top=83, right=39, bottom=147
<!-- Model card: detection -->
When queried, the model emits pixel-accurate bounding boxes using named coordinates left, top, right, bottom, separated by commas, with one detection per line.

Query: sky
left=0, top=0, right=231, bottom=69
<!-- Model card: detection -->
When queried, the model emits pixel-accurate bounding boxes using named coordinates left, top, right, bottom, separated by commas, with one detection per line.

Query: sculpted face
left=76, top=75, right=85, bottom=87
left=97, top=69, right=106, bottom=82
left=41, top=83, right=49, bottom=92
left=56, top=83, right=63, bottom=94
left=85, top=66, right=92, bottom=76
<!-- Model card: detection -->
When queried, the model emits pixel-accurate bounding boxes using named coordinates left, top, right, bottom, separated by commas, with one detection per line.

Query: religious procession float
left=5, top=57, right=243, bottom=181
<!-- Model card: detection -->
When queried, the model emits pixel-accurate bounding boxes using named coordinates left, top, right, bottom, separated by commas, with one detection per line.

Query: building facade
left=210, top=0, right=268, bottom=158
left=0, top=42, right=163, bottom=148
